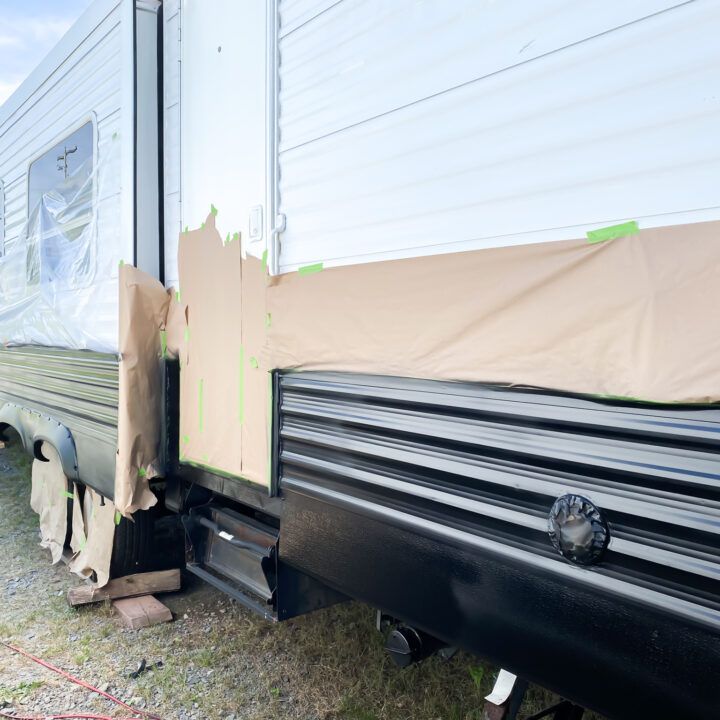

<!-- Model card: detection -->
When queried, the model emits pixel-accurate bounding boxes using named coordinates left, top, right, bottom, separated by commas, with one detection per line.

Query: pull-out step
left=182, top=505, right=279, bottom=621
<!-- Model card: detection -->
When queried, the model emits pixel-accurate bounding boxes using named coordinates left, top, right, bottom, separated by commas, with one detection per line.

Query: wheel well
left=0, top=404, right=79, bottom=480
left=33, top=439, right=50, bottom=462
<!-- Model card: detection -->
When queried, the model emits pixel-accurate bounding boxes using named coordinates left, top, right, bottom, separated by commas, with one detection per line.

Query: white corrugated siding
left=163, top=0, right=182, bottom=289
left=279, top=0, right=342, bottom=36
left=0, top=1, right=127, bottom=351
left=276, top=0, right=720, bottom=272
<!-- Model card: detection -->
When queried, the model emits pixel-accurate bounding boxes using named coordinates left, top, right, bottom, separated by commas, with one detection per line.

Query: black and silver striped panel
left=0, top=345, right=118, bottom=493
left=278, top=372, right=720, bottom=629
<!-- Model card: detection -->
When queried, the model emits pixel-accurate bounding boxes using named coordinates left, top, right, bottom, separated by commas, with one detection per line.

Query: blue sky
left=0, top=0, right=93, bottom=104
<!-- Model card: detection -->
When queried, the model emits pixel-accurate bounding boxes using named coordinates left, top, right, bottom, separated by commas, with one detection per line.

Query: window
left=26, top=121, right=95, bottom=287
left=28, top=121, right=94, bottom=216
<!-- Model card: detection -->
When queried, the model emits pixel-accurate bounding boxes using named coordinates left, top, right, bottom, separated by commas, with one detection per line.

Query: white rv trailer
left=2, top=2, right=720, bottom=719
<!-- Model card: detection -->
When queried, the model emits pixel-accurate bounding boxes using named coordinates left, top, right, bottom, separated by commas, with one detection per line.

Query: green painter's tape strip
left=179, top=435, right=190, bottom=460
left=138, top=467, right=147, bottom=479
left=176, top=290, right=182, bottom=303
left=160, top=330, right=168, bottom=359
left=184, top=225, right=189, bottom=234
left=239, top=347, right=245, bottom=424
left=586, top=221, right=639, bottom=244
left=184, top=327, right=190, bottom=343
left=265, top=313, right=272, bottom=329
left=199, top=379, right=205, bottom=433
left=79, top=537, right=87, bottom=551
left=298, top=262, right=324, bottom=276
left=249, top=356, right=259, bottom=369
left=232, top=232, right=240, bottom=243
left=225, top=232, right=230, bottom=245
left=262, top=249, right=268, bottom=271
left=211, top=204, right=218, bottom=217
left=114, top=510, right=122, bottom=526
left=63, top=491, right=74, bottom=500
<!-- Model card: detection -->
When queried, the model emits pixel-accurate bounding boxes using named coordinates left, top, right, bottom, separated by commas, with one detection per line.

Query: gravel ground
left=0, top=437, right=605, bottom=720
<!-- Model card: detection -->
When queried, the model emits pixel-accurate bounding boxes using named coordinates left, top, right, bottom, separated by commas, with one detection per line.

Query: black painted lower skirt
left=279, top=481, right=720, bottom=720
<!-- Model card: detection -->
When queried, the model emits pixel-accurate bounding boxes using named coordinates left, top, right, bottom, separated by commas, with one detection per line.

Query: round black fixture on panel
left=548, top=494, right=609, bottom=566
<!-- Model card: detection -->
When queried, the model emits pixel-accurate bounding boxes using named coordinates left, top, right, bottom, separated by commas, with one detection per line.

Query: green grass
left=0, top=679, right=45, bottom=704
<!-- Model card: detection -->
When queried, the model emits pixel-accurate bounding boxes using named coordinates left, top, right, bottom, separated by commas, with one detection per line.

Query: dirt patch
left=0, top=438, right=604, bottom=720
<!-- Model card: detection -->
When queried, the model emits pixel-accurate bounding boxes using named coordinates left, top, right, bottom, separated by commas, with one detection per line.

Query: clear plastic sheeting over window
left=0, top=140, right=120, bottom=353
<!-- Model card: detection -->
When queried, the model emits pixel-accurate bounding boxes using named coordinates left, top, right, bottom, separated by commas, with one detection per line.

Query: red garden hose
left=0, top=641, right=164, bottom=720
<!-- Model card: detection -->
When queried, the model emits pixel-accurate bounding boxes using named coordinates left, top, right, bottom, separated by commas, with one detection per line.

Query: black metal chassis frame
left=164, top=365, right=720, bottom=720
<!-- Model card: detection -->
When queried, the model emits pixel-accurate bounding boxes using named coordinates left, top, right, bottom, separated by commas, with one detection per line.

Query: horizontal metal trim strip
left=282, top=477, right=720, bottom=631
left=281, top=422, right=720, bottom=533
left=0, top=362, right=119, bottom=389
left=283, top=416, right=720, bottom=513
left=283, top=435, right=720, bottom=560
left=0, top=346, right=119, bottom=366
left=282, top=449, right=720, bottom=582
left=0, top=387, right=118, bottom=428
left=281, top=373, right=720, bottom=440
left=287, top=411, right=720, bottom=506
left=0, top=347, right=119, bottom=440
left=282, top=395, right=720, bottom=488
left=0, top=375, right=118, bottom=406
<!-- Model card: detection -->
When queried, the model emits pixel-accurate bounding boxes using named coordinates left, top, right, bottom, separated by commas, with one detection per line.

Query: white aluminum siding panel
left=279, top=0, right=342, bottom=37
left=276, top=0, right=720, bottom=272
left=180, top=0, right=267, bottom=257
left=278, top=0, right=686, bottom=152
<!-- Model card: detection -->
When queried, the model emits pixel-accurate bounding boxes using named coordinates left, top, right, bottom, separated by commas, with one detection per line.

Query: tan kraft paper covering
left=30, top=443, right=70, bottom=564
left=172, top=215, right=269, bottom=481
left=171, top=218, right=720, bottom=487
left=68, top=486, right=117, bottom=588
left=115, top=264, right=171, bottom=516
left=31, top=442, right=115, bottom=586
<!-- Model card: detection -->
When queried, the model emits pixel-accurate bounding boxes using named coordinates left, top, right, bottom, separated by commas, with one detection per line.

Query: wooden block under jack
left=67, top=569, right=181, bottom=606
left=113, top=595, right=173, bottom=630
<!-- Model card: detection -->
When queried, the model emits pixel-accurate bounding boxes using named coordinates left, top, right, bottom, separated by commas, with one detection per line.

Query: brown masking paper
left=30, top=442, right=114, bottom=586
left=171, top=214, right=270, bottom=484
left=175, top=216, right=245, bottom=476
left=68, top=486, right=116, bottom=588
left=267, top=221, right=720, bottom=403
left=30, top=443, right=69, bottom=564
left=174, top=218, right=720, bottom=487
left=115, top=264, right=170, bottom=516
